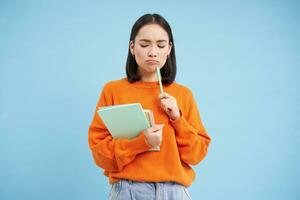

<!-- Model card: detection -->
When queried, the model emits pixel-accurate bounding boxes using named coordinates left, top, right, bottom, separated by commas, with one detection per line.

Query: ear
left=129, top=40, right=135, bottom=55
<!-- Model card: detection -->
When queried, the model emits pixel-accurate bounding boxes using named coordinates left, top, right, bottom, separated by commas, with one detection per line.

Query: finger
left=161, top=99, right=173, bottom=109
left=158, top=94, right=165, bottom=100
left=159, top=92, right=170, bottom=99
left=161, top=98, right=167, bottom=103
left=161, top=103, right=169, bottom=112
left=151, top=127, right=164, bottom=135
left=162, top=92, right=172, bottom=98
left=151, top=129, right=163, bottom=135
left=160, top=100, right=166, bottom=108
left=160, top=99, right=171, bottom=109
left=156, top=124, right=165, bottom=129
left=163, top=92, right=171, bottom=97
left=161, top=98, right=173, bottom=104
left=150, top=124, right=164, bottom=131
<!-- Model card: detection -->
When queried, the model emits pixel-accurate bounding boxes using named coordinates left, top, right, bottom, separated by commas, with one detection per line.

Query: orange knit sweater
left=88, top=77, right=211, bottom=187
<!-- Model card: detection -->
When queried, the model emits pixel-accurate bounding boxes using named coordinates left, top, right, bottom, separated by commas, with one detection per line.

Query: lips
left=146, top=60, right=159, bottom=64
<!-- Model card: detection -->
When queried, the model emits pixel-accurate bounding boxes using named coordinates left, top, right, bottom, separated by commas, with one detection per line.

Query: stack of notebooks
left=97, top=103, right=160, bottom=151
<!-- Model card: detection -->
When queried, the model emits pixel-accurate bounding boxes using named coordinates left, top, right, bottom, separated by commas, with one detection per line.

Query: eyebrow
left=139, top=39, right=167, bottom=43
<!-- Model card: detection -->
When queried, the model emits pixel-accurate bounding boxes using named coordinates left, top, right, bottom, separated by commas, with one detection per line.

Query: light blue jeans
left=108, top=179, right=192, bottom=200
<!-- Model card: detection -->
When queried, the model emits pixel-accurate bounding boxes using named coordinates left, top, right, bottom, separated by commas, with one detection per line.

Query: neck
left=141, top=74, right=158, bottom=82
left=138, top=67, right=158, bottom=82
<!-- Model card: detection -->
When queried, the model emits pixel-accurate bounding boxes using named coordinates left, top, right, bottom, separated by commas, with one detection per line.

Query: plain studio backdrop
left=0, top=0, right=299, bottom=199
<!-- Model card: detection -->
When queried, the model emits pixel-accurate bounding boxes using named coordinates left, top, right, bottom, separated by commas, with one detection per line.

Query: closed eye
left=140, top=44, right=166, bottom=48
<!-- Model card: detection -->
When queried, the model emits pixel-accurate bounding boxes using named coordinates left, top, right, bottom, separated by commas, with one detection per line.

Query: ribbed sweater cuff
left=169, top=115, right=196, bottom=138
left=126, top=132, right=152, bottom=153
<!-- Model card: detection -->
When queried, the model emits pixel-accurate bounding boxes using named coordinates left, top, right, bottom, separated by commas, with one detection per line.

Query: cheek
left=162, top=48, right=170, bottom=56
left=134, top=51, right=146, bottom=67
left=135, top=53, right=144, bottom=64
left=160, top=51, right=169, bottom=60
left=159, top=48, right=168, bottom=57
left=135, top=50, right=144, bottom=58
left=135, top=48, right=146, bottom=59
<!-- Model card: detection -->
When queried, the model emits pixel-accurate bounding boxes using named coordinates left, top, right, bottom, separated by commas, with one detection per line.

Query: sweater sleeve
left=170, top=90, right=211, bottom=166
left=88, top=84, right=152, bottom=172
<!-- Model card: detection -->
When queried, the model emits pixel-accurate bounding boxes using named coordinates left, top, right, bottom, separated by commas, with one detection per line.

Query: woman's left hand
left=158, top=92, right=181, bottom=121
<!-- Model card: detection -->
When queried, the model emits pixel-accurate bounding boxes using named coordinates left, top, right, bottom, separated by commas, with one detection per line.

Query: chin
left=149, top=65, right=158, bottom=72
left=142, top=65, right=156, bottom=72
left=139, top=64, right=160, bottom=74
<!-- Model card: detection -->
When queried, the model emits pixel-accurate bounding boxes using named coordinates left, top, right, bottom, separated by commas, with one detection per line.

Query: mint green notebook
left=97, top=103, right=150, bottom=139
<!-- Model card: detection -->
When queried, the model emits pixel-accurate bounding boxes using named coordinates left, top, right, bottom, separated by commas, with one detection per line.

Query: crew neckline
left=122, top=77, right=168, bottom=89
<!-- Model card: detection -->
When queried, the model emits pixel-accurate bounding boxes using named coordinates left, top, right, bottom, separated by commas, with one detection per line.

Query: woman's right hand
left=143, top=124, right=164, bottom=148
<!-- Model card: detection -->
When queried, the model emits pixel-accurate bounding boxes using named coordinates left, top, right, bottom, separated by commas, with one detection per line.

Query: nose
left=148, top=46, right=158, bottom=57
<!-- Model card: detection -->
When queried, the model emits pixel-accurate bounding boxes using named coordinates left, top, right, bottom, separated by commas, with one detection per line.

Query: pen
left=156, top=66, right=164, bottom=95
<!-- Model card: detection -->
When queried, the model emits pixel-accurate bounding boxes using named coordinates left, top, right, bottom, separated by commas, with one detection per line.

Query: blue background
left=1, top=0, right=299, bottom=199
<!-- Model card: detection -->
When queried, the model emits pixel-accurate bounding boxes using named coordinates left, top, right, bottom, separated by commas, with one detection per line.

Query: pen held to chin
left=156, top=66, right=164, bottom=95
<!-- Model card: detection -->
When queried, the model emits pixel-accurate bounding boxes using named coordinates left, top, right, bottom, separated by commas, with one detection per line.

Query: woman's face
left=130, top=24, right=172, bottom=75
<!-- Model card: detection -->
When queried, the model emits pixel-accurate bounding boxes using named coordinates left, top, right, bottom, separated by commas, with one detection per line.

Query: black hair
left=125, top=13, right=176, bottom=85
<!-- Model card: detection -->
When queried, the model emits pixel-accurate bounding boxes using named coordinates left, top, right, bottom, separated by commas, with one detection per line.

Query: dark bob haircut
left=126, top=13, right=176, bottom=85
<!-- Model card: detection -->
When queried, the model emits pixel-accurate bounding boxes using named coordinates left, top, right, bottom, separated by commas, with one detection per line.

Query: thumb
left=152, top=124, right=164, bottom=131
